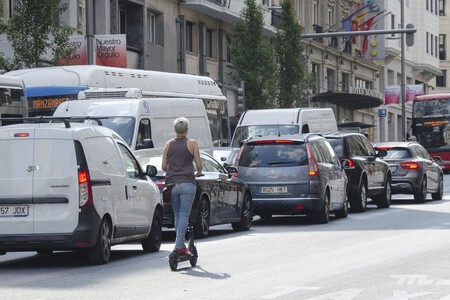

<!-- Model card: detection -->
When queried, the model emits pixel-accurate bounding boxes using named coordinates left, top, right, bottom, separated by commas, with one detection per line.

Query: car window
left=314, top=139, right=334, bottom=164
left=346, top=136, right=364, bottom=156
left=323, top=140, right=341, bottom=166
left=361, top=136, right=376, bottom=156
left=201, top=154, right=226, bottom=173
left=136, top=118, right=151, bottom=146
left=384, top=148, right=411, bottom=159
left=118, top=143, right=142, bottom=179
left=326, top=138, right=345, bottom=159
left=239, top=142, right=308, bottom=168
left=414, top=145, right=431, bottom=160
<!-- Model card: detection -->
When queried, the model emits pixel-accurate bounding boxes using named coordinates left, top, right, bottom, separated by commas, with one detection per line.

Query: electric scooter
left=168, top=222, right=198, bottom=271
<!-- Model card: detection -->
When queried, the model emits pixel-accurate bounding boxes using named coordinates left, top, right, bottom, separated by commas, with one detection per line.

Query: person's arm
left=189, top=139, right=203, bottom=176
left=161, top=141, right=170, bottom=172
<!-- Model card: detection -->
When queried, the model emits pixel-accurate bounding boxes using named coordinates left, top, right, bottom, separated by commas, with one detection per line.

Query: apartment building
left=0, top=0, right=441, bottom=143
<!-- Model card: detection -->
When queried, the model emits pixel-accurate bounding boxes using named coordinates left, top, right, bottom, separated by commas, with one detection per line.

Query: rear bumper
left=391, top=177, right=421, bottom=194
left=0, top=206, right=101, bottom=253
left=252, top=196, right=323, bottom=215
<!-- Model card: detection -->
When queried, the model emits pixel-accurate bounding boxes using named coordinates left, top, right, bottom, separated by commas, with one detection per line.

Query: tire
left=314, top=192, right=330, bottom=224
left=375, top=176, right=392, bottom=208
left=351, top=180, right=367, bottom=212
left=87, top=218, right=112, bottom=265
left=142, top=209, right=162, bottom=253
left=414, top=177, right=427, bottom=203
left=169, top=252, right=178, bottom=271
left=193, top=197, right=210, bottom=239
left=334, top=200, right=348, bottom=219
left=231, top=192, right=252, bottom=231
left=189, top=246, right=198, bottom=267
left=432, top=174, right=444, bottom=200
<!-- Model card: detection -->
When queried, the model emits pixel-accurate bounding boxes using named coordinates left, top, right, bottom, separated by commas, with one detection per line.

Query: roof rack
left=0, top=116, right=107, bottom=128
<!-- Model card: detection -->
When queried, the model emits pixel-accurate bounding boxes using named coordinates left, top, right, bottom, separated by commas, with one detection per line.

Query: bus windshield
left=412, top=98, right=450, bottom=118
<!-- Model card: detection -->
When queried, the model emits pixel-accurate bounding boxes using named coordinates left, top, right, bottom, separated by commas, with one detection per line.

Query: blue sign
left=378, top=108, right=387, bottom=117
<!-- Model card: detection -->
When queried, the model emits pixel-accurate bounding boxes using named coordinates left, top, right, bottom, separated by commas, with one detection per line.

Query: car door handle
left=132, top=185, right=137, bottom=189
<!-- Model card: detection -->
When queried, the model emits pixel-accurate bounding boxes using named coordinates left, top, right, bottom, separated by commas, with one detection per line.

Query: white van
left=0, top=119, right=163, bottom=264
left=231, top=108, right=338, bottom=147
left=52, top=89, right=213, bottom=151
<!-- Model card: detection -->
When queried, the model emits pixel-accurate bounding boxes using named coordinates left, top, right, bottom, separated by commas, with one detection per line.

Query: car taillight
left=400, top=161, right=420, bottom=170
left=306, top=144, right=319, bottom=176
left=78, top=170, right=93, bottom=208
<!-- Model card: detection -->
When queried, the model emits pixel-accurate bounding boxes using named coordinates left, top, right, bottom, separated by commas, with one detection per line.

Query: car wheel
left=87, top=218, right=111, bottom=265
left=352, top=180, right=367, bottom=212
left=432, top=174, right=444, bottom=200
left=193, top=196, right=210, bottom=239
left=375, top=176, right=392, bottom=208
left=142, top=209, right=162, bottom=253
left=414, top=177, right=427, bottom=203
left=232, top=192, right=253, bottom=231
left=314, top=192, right=330, bottom=224
left=334, top=200, right=348, bottom=219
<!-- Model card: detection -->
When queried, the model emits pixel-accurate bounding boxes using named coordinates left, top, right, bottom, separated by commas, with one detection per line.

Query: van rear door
left=0, top=127, right=35, bottom=234
left=32, top=127, right=80, bottom=234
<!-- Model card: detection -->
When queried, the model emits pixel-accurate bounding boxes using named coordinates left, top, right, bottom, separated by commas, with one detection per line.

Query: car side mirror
left=341, top=159, right=351, bottom=169
left=146, top=165, right=157, bottom=177
left=377, top=149, right=387, bottom=158
left=226, top=166, right=238, bottom=177
left=434, top=155, right=442, bottom=162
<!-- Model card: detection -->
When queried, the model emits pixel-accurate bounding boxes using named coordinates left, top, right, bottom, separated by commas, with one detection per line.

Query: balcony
left=180, top=0, right=277, bottom=35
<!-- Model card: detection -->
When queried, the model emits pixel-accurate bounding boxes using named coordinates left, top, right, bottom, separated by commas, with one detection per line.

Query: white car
left=0, top=118, right=163, bottom=264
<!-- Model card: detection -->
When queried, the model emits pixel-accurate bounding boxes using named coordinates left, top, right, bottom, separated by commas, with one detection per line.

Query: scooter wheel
left=169, top=252, right=178, bottom=271
left=189, top=247, right=198, bottom=267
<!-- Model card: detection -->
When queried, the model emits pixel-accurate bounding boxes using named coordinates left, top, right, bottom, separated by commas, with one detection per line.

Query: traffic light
left=406, top=23, right=415, bottom=47
left=237, top=83, right=245, bottom=115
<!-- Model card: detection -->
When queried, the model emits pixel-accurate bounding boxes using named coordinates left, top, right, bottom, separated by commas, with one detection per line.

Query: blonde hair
left=173, top=117, right=189, bottom=134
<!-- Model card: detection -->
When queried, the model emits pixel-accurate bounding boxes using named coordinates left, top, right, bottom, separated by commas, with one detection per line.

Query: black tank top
left=165, top=137, right=196, bottom=185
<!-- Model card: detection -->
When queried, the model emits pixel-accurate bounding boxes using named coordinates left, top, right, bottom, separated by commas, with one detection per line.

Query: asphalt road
left=1, top=177, right=450, bottom=300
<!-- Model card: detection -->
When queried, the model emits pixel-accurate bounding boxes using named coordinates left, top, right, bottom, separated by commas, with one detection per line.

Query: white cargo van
left=0, top=118, right=163, bottom=264
left=230, top=108, right=338, bottom=147
left=52, top=88, right=213, bottom=151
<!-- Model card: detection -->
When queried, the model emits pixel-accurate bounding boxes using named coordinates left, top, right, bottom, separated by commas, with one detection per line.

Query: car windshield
left=239, top=142, right=308, bottom=167
left=232, top=125, right=299, bottom=147
left=85, top=117, right=135, bottom=147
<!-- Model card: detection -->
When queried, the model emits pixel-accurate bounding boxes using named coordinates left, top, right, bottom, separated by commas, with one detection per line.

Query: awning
left=310, top=91, right=383, bottom=110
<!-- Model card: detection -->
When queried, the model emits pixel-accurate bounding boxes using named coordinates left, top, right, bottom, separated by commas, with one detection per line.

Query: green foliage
left=5, top=0, right=76, bottom=69
left=230, top=0, right=278, bottom=109
left=274, top=0, right=314, bottom=108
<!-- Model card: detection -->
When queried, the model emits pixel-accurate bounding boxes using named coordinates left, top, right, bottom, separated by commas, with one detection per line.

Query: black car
left=374, top=141, right=444, bottom=203
left=236, top=134, right=348, bottom=224
left=146, top=151, right=253, bottom=238
left=325, top=132, right=392, bottom=212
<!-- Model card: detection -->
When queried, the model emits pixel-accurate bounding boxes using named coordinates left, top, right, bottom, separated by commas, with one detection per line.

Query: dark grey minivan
left=236, top=134, right=348, bottom=223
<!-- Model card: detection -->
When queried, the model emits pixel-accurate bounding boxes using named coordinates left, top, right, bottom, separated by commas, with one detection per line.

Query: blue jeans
left=170, top=182, right=197, bottom=249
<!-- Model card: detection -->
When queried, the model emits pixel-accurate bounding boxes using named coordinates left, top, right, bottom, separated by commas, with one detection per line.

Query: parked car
left=143, top=151, right=253, bottom=238
left=236, top=134, right=348, bottom=224
left=373, top=141, right=444, bottom=203
left=0, top=118, right=163, bottom=265
left=211, top=147, right=240, bottom=167
left=324, top=132, right=392, bottom=212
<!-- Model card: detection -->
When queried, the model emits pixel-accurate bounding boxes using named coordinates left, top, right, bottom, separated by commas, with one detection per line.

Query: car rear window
left=239, top=142, right=308, bottom=167
left=326, top=138, right=345, bottom=158
left=383, top=148, right=411, bottom=159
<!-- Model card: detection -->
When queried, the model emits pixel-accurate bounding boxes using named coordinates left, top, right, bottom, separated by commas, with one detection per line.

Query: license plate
left=0, top=205, right=29, bottom=217
left=261, top=186, right=288, bottom=193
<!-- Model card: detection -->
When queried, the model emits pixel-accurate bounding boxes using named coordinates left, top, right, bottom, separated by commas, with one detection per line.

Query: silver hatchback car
left=236, top=134, right=348, bottom=223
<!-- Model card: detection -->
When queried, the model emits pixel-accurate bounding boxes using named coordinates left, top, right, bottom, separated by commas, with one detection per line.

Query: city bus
left=0, top=74, right=27, bottom=126
left=6, top=65, right=229, bottom=145
left=411, top=92, right=450, bottom=172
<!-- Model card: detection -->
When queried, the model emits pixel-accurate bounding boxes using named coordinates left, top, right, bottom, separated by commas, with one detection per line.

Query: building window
left=426, top=32, right=429, bottom=54
left=440, top=0, right=446, bottom=16
left=147, top=11, right=156, bottom=44
left=313, top=1, right=319, bottom=25
left=311, top=63, right=320, bottom=94
left=206, top=29, right=213, bottom=58
left=440, top=34, right=446, bottom=60
left=296, top=0, right=303, bottom=19
left=431, top=33, right=434, bottom=56
left=77, top=0, right=86, bottom=35
left=186, top=22, right=194, bottom=52
left=436, top=35, right=439, bottom=57
left=119, top=5, right=126, bottom=34
left=341, top=73, right=349, bottom=92
left=437, top=70, right=447, bottom=87
left=390, top=14, right=395, bottom=37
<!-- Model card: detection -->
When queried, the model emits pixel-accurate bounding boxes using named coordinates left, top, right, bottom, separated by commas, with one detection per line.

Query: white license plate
left=261, top=186, right=288, bottom=193
left=0, top=205, right=29, bottom=217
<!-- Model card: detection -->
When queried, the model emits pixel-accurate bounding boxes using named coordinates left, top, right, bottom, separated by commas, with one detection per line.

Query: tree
left=0, top=0, right=11, bottom=71
left=274, top=0, right=314, bottom=108
left=5, top=0, right=75, bottom=69
left=230, top=0, right=277, bottom=110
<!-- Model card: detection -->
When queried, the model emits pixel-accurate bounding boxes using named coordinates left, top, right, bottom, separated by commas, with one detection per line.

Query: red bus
left=412, top=93, right=450, bottom=172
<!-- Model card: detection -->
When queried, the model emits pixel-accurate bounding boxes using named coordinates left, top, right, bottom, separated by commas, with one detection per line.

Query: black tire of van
left=231, top=192, right=252, bottom=231
left=87, top=218, right=112, bottom=265
left=142, top=209, right=163, bottom=252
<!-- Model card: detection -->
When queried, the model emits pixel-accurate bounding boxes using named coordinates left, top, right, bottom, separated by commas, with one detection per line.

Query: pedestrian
left=162, top=117, right=203, bottom=256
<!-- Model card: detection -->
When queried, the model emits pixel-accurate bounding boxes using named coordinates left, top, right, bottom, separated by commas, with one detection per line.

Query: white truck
left=231, top=108, right=338, bottom=147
